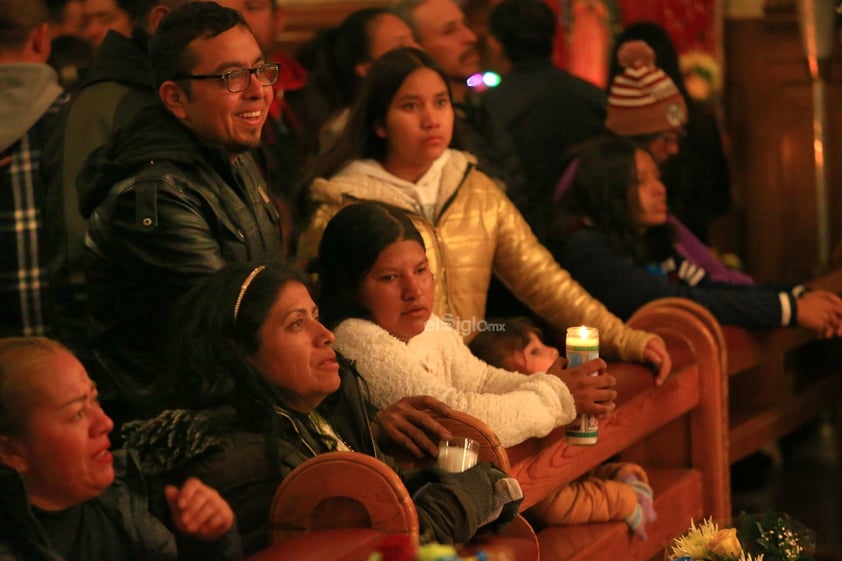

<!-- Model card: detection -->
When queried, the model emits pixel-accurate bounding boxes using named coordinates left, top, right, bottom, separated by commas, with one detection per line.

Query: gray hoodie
left=0, top=63, right=62, bottom=151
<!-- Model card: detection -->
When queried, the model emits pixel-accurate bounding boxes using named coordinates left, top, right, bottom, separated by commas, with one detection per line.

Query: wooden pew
left=525, top=278, right=842, bottom=560
left=258, top=289, right=840, bottom=561
left=723, top=323, right=842, bottom=465
left=650, top=288, right=842, bottom=468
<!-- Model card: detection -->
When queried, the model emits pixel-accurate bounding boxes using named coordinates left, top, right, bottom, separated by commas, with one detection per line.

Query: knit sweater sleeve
left=552, top=229, right=795, bottom=329
left=333, top=317, right=575, bottom=448
left=480, top=178, right=657, bottom=362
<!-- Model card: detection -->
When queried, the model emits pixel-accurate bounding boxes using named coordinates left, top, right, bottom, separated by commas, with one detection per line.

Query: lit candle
left=565, top=326, right=600, bottom=445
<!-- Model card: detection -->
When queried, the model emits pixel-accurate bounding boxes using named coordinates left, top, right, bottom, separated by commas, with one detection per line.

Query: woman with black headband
left=123, top=261, right=522, bottom=556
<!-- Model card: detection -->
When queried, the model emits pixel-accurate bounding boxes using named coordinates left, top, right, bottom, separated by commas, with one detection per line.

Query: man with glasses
left=78, top=2, right=283, bottom=426
left=213, top=0, right=308, bottom=260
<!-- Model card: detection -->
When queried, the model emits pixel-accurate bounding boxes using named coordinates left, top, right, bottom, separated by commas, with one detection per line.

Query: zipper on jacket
left=231, top=157, right=278, bottom=253
left=272, top=405, right=320, bottom=458
left=428, top=163, right=473, bottom=320
left=350, top=375, right=380, bottom=460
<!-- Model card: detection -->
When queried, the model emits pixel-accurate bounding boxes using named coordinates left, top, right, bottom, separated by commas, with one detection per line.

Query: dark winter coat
left=551, top=227, right=802, bottom=328
left=485, top=59, right=607, bottom=240
left=123, top=360, right=511, bottom=555
left=42, top=28, right=159, bottom=332
left=0, top=450, right=242, bottom=561
left=80, top=104, right=283, bottom=412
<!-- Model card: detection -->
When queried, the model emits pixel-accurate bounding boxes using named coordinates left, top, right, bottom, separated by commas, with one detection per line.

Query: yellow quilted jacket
left=297, top=150, right=657, bottom=362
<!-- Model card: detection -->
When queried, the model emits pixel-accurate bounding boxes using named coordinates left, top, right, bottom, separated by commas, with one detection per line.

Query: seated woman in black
left=547, top=134, right=842, bottom=335
left=123, top=262, right=521, bottom=555
left=0, top=337, right=240, bottom=561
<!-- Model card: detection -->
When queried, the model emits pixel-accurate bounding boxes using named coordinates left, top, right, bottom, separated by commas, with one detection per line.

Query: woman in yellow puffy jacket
left=296, top=46, right=670, bottom=379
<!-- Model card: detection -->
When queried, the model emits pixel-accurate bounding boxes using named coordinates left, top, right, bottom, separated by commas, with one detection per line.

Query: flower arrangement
left=665, top=513, right=817, bottom=561
left=366, top=535, right=490, bottom=561
left=679, top=50, right=722, bottom=104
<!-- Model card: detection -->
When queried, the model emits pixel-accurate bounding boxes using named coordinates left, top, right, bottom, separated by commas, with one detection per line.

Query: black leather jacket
left=79, top=104, right=283, bottom=410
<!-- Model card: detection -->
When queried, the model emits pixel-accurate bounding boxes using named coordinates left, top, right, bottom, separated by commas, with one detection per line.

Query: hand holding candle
left=565, top=326, right=600, bottom=445
left=549, top=356, right=614, bottom=417
left=563, top=327, right=614, bottom=445
left=547, top=329, right=614, bottom=418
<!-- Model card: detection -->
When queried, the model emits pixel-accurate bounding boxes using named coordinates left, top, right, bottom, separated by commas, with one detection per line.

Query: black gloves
left=404, top=461, right=523, bottom=542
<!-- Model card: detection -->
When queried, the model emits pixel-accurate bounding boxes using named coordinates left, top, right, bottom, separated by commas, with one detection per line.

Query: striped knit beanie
left=605, top=40, right=687, bottom=136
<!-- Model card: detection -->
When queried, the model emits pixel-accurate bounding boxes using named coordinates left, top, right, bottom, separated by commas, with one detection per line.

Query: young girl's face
left=631, top=148, right=668, bottom=230
left=507, top=332, right=559, bottom=374
left=376, top=67, right=454, bottom=182
left=358, top=239, right=434, bottom=342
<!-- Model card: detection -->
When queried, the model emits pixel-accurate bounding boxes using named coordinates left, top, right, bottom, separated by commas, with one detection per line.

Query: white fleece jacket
left=333, top=315, right=576, bottom=448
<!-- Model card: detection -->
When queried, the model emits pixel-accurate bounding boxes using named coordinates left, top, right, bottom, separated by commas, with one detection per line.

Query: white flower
left=667, top=518, right=720, bottom=558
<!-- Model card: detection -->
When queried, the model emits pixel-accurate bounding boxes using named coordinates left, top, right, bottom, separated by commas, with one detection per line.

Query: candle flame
left=579, top=325, right=588, bottom=340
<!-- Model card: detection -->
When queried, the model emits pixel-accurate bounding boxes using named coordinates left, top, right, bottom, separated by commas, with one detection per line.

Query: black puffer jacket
left=79, top=104, right=283, bottom=412
left=123, top=360, right=509, bottom=555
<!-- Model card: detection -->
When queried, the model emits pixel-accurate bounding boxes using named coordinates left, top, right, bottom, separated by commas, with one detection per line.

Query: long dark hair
left=298, top=7, right=394, bottom=150
left=553, top=135, right=674, bottom=264
left=317, top=201, right=425, bottom=328
left=295, top=47, right=454, bottom=219
left=163, top=261, right=309, bottom=417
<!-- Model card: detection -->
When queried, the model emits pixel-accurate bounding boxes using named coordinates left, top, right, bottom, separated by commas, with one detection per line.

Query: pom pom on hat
left=617, top=40, right=655, bottom=70
left=605, top=40, right=687, bottom=137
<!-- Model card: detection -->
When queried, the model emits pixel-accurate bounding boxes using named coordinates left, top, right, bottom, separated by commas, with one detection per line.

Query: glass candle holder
left=565, top=326, right=600, bottom=445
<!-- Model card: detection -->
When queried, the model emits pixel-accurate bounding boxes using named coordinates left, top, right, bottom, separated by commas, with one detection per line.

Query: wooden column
left=723, top=0, right=842, bottom=282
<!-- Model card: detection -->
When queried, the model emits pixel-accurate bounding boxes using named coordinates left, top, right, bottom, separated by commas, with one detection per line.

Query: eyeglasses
left=174, top=62, right=280, bottom=93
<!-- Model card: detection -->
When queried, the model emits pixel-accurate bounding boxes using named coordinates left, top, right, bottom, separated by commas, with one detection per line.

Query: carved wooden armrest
left=627, top=296, right=730, bottom=520
left=266, top=448, right=539, bottom=561
left=629, top=296, right=727, bottom=373
left=268, top=451, right=419, bottom=547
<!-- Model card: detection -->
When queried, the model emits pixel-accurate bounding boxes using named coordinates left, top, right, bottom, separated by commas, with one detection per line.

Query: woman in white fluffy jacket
left=318, top=201, right=617, bottom=448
